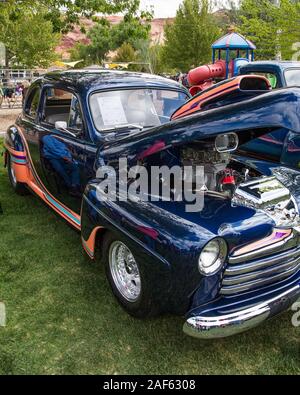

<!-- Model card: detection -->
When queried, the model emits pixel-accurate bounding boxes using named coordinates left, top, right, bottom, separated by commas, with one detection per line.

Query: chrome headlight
left=198, top=238, right=227, bottom=275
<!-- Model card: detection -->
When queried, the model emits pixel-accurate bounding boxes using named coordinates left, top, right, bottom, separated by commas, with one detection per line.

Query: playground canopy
left=211, top=32, right=256, bottom=76
left=212, top=32, right=256, bottom=50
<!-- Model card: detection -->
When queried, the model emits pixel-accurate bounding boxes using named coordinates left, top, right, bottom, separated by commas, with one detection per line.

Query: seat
left=46, top=113, right=69, bottom=125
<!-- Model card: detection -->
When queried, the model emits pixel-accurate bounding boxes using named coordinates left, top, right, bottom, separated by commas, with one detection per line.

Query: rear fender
left=4, top=126, right=29, bottom=183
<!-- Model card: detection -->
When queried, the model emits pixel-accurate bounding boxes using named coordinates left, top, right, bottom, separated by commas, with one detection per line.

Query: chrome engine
left=180, top=144, right=231, bottom=192
left=232, top=176, right=300, bottom=227
left=180, top=141, right=300, bottom=227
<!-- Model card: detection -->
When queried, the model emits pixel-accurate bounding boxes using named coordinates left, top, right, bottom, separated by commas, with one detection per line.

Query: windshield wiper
left=101, top=123, right=144, bottom=132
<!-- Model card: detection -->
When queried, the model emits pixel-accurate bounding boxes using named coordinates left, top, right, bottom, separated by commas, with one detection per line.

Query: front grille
left=220, top=234, right=300, bottom=295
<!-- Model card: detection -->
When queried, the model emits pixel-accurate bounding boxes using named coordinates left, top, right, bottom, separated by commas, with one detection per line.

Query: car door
left=19, top=82, right=45, bottom=186
left=36, top=85, right=91, bottom=214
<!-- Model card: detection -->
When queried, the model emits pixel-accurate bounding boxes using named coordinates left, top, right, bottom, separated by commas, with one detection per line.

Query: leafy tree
left=113, top=43, right=137, bottom=62
left=132, top=39, right=172, bottom=74
left=71, top=18, right=114, bottom=66
left=0, top=8, right=59, bottom=67
left=150, top=45, right=165, bottom=74
left=162, top=0, right=220, bottom=72
left=0, top=0, right=147, bottom=33
left=112, top=14, right=152, bottom=50
left=239, top=0, right=300, bottom=60
left=71, top=10, right=152, bottom=66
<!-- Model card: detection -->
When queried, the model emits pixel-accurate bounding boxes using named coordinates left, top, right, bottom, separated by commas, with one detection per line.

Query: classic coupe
left=4, top=70, right=300, bottom=339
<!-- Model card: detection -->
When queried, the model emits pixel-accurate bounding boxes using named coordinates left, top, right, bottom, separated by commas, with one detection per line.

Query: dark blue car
left=4, top=70, right=300, bottom=339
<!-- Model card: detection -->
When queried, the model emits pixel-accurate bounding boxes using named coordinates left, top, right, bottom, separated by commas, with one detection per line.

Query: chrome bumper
left=183, top=285, right=300, bottom=339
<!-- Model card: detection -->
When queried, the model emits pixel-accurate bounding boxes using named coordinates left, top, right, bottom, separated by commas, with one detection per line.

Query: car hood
left=97, top=87, right=300, bottom=165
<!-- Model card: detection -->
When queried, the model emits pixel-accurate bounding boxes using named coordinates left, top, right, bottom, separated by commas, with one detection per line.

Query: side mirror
left=55, top=121, right=68, bottom=130
left=54, top=121, right=77, bottom=138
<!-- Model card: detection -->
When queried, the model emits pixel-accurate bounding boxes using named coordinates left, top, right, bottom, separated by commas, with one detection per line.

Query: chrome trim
left=220, top=263, right=300, bottom=295
left=229, top=231, right=298, bottom=264
left=221, top=230, right=300, bottom=296
left=215, top=132, right=239, bottom=153
left=225, top=249, right=300, bottom=277
left=183, top=285, right=300, bottom=339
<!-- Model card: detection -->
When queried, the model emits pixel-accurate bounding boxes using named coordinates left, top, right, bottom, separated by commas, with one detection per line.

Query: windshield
left=284, top=69, right=300, bottom=86
left=90, top=88, right=189, bottom=132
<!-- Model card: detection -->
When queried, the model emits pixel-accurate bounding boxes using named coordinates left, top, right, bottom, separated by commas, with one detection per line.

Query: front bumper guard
left=183, top=284, right=300, bottom=339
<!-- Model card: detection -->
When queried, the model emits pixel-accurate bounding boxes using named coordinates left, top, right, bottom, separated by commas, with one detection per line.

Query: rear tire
left=7, top=154, right=28, bottom=195
left=102, top=232, right=160, bottom=318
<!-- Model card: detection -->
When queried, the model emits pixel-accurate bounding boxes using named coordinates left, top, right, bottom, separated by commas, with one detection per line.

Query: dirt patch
left=0, top=109, right=21, bottom=132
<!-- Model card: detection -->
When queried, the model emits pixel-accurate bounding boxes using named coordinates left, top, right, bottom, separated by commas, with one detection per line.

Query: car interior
left=42, top=89, right=83, bottom=131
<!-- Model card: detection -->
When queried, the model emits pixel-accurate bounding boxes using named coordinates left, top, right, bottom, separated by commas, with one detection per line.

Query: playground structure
left=188, top=31, right=256, bottom=95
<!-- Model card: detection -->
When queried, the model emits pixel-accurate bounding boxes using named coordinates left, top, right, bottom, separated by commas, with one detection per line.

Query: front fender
left=81, top=189, right=176, bottom=313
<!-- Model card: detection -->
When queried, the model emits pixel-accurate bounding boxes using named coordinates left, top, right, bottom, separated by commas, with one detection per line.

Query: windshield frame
left=88, top=86, right=190, bottom=134
left=284, top=68, right=300, bottom=86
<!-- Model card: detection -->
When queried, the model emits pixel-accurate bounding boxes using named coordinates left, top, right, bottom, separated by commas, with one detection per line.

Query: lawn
left=0, top=140, right=299, bottom=375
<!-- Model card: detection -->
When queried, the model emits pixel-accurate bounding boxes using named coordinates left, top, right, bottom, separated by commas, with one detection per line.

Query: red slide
left=188, top=60, right=227, bottom=95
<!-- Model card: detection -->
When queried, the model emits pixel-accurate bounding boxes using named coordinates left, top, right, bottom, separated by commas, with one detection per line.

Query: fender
left=80, top=180, right=276, bottom=313
left=80, top=189, right=179, bottom=313
left=4, top=126, right=32, bottom=184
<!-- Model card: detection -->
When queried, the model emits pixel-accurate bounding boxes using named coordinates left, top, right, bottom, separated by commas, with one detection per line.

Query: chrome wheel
left=109, top=241, right=141, bottom=302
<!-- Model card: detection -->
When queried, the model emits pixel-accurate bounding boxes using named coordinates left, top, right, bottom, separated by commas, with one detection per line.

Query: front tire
left=102, top=232, right=159, bottom=318
left=7, top=154, right=28, bottom=195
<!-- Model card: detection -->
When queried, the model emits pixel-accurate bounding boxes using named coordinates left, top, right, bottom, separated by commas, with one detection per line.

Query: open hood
left=97, top=87, right=300, bottom=165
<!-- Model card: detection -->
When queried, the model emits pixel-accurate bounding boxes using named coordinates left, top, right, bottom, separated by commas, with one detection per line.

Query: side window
left=69, top=95, right=83, bottom=130
left=42, top=87, right=83, bottom=135
left=25, top=87, right=40, bottom=118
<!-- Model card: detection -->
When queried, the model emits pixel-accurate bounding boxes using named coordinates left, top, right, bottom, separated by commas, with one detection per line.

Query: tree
left=239, top=0, right=300, bottom=60
left=135, top=40, right=166, bottom=74
left=0, top=8, right=59, bottom=67
left=0, top=0, right=147, bottom=33
left=113, top=43, right=137, bottom=62
left=162, top=0, right=220, bottom=72
left=71, top=10, right=152, bottom=66
left=71, top=18, right=114, bottom=66
left=112, top=14, right=152, bottom=50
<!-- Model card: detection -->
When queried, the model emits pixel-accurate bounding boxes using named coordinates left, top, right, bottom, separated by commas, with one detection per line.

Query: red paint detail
left=222, top=176, right=235, bottom=185
left=137, top=226, right=159, bottom=239
left=137, top=141, right=166, bottom=160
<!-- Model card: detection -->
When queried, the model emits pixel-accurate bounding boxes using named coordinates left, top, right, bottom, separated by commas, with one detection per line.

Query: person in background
left=4, top=83, right=15, bottom=108
left=15, top=82, right=23, bottom=97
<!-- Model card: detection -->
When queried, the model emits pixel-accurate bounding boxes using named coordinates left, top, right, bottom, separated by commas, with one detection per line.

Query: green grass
left=0, top=141, right=299, bottom=375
